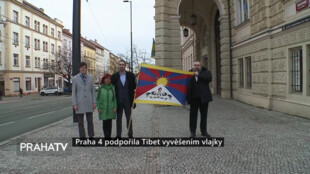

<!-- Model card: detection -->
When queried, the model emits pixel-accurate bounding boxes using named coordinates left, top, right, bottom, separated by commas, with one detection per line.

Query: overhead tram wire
left=85, top=1, right=112, bottom=50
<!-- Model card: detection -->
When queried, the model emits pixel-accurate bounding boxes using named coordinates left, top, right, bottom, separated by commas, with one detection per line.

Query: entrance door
left=38, top=78, right=41, bottom=92
left=214, top=10, right=221, bottom=95
left=0, top=81, right=4, bottom=96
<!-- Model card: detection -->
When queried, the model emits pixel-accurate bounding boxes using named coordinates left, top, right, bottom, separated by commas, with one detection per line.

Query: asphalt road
left=0, top=94, right=72, bottom=142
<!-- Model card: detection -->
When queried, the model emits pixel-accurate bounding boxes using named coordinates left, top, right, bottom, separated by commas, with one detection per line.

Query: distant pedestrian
left=112, top=60, right=136, bottom=138
left=0, top=89, right=3, bottom=100
left=72, top=62, right=96, bottom=138
left=187, top=61, right=213, bottom=138
left=97, top=74, right=117, bottom=139
left=19, top=88, right=23, bottom=98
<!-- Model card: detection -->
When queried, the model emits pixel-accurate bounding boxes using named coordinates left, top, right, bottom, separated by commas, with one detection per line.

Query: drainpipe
left=227, top=0, right=233, bottom=99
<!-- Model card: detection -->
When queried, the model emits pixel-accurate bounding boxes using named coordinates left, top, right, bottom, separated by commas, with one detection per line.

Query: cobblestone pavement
left=0, top=96, right=309, bottom=174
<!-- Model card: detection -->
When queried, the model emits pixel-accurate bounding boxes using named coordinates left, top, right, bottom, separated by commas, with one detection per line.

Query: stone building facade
left=155, top=0, right=310, bottom=119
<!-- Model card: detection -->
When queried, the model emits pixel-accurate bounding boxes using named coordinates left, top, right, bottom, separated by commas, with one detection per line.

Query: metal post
left=130, top=1, right=133, bottom=72
left=72, top=0, right=81, bottom=123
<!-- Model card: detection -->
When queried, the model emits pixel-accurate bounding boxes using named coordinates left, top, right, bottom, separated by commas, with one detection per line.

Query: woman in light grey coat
left=72, top=62, right=97, bottom=138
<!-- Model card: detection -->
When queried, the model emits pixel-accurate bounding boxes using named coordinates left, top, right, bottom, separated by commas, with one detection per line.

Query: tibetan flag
left=134, top=63, right=194, bottom=106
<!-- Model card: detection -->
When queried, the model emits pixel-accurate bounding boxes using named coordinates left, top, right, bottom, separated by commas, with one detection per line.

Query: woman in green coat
left=97, top=74, right=117, bottom=138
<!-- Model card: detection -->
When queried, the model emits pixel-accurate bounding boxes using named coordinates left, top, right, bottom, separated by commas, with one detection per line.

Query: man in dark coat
left=112, top=60, right=136, bottom=138
left=187, top=61, right=213, bottom=138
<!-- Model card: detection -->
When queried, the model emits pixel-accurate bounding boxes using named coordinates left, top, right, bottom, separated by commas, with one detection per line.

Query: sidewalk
left=0, top=96, right=309, bottom=173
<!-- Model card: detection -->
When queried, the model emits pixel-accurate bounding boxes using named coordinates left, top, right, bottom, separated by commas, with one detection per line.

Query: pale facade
left=155, top=0, right=310, bottom=119
left=0, top=0, right=63, bottom=96
left=103, top=49, right=110, bottom=73
left=181, top=26, right=194, bottom=71
left=81, top=38, right=96, bottom=79
left=90, top=39, right=105, bottom=82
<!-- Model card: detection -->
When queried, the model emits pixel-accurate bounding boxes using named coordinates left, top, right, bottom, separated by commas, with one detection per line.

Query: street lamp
left=123, top=0, right=133, bottom=72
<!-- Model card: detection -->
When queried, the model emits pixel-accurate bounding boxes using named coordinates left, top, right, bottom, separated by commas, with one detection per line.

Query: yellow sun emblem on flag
left=156, top=77, right=168, bottom=86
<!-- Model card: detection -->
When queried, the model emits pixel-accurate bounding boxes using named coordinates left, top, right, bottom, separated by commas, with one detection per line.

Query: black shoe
left=128, top=135, right=133, bottom=138
left=115, top=136, right=121, bottom=139
left=190, top=133, right=196, bottom=138
left=201, top=132, right=211, bottom=138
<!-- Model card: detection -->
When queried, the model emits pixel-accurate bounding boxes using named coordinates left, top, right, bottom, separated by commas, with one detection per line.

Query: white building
left=90, top=39, right=105, bottom=82
left=103, top=48, right=110, bottom=73
left=0, top=0, right=63, bottom=96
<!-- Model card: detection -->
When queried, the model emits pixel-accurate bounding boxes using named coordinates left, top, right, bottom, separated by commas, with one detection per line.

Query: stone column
left=155, top=0, right=182, bottom=69
left=219, top=16, right=231, bottom=99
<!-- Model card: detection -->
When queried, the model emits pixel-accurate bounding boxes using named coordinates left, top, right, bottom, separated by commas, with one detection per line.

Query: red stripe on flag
left=139, top=71, right=157, bottom=82
left=149, top=68, right=161, bottom=78
left=164, top=71, right=173, bottom=78
left=168, top=74, right=192, bottom=81
left=135, top=85, right=157, bottom=99
left=167, top=83, right=188, bottom=95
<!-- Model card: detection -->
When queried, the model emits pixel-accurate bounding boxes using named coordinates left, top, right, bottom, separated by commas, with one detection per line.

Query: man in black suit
left=112, top=60, right=136, bottom=138
left=187, top=61, right=213, bottom=138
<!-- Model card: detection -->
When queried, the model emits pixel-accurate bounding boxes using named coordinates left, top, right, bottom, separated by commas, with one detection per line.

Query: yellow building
left=81, top=37, right=96, bottom=79
left=110, top=53, right=121, bottom=74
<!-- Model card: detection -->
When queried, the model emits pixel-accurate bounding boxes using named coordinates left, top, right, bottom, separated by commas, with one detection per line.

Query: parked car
left=94, top=83, right=99, bottom=91
left=40, top=87, right=63, bottom=96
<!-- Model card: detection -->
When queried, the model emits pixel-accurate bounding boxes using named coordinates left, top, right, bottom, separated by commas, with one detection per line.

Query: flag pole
left=127, top=68, right=141, bottom=135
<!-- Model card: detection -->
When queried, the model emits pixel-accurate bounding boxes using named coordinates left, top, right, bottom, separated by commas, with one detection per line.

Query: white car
left=40, top=87, right=63, bottom=96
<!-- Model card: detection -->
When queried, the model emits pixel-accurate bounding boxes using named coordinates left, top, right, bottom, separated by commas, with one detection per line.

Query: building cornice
left=6, top=0, right=63, bottom=28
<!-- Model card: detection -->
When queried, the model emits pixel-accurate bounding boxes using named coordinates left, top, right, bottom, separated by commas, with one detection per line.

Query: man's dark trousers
left=76, top=112, right=94, bottom=138
left=116, top=101, right=133, bottom=137
left=189, top=99, right=209, bottom=134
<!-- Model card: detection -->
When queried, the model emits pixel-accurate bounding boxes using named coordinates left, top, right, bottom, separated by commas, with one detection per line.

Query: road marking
left=0, top=121, right=14, bottom=127
left=0, top=100, right=20, bottom=104
left=60, top=106, right=72, bottom=111
left=27, top=111, right=56, bottom=119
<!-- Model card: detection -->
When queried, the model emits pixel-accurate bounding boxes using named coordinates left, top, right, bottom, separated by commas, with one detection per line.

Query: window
left=51, top=28, right=54, bottom=37
left=51, top=44, right=54, bottom=54
left=291, top=48, right=303, bottom=93
left=58, top=31, right=61, bottom=39
left=0, top=30, right=2, bottom=42
left=0, top=51, right=1, bottom=65
left=13, top=10, right=18, bottom=23
left=34, top=39, right=40, bottom=50
left=25, top=56, right=30, bottom=68
left=58, top=46, right=61, bottom=54
left=25, top=36, right=30, bottom=48
left=43, top=24, right=48, bottom=35
left=239, top=58, right=244, bottom=88
left=25, top=16, right=30, bottom=27
left=35, top=57, right=38, bottom=68
left=236, top=0, right=250, bottom=25
left=13, top=78, right=20, bottom=92
left=13, top=54, right=19, bottom=66
left=43, top=41, right=48, bottom=52
left=35, top=78, right=37, bottom=88
left=34, top=20, right=40, bottom=31
left=25, top=77, right=31, bottom=91
left=38, top=57, right=41, bottom=68
left=43, top=58, right=48, bottom=69
left=13, top=32, right=18, bottom=45
left=245, top=57, right=252, bottom=88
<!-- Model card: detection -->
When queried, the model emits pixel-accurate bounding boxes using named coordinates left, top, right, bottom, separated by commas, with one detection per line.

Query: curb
left=0, top=116, right=73, bottom=147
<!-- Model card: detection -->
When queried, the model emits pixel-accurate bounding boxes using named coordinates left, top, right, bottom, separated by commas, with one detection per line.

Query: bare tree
left=48, top=52, right=72, bottom=88
left=118, top=45, right=154, bottom=73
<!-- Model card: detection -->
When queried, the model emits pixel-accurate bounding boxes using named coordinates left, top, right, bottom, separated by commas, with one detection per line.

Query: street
left=0, top=95, right=72, bottom=142
left=0, top=96, right=309, bottom=173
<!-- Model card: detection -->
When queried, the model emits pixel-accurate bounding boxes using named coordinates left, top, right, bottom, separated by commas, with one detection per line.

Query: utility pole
left=72, top=0, right=81, bottom=123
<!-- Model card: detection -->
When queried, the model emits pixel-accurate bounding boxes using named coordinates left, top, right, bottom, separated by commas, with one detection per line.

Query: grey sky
left=27, top=0, right=155, bottom=56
